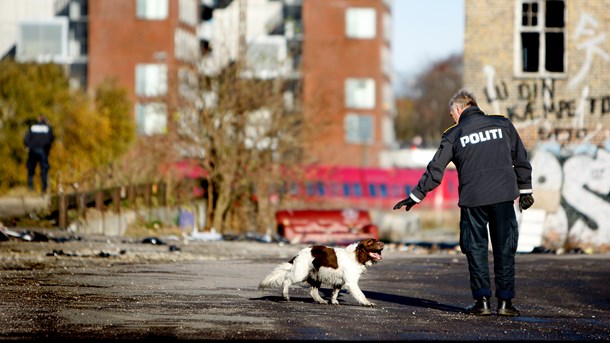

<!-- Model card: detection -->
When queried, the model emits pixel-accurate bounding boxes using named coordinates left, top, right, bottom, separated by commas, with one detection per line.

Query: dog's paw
left=330, top=300, right=339, bottom=305
left=362, top=302, right=376, bottom=307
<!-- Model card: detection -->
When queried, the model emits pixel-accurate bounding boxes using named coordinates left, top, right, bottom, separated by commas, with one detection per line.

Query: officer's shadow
left=253, top=289, right=463, bottom=313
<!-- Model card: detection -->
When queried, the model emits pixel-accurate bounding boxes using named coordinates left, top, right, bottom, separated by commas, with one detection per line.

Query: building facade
left=201, top=0, right=396, bottom=168
left=464, top=0, right=610, bottom=150
left=301, top=0, right=395, bottom=168
left=88, top=0, right=200, bottom=135
left=2, top=0, right=395, bottom=168
left=464, top=0, right=610, bottom=250
left=0, top=0, right=88, bottom=88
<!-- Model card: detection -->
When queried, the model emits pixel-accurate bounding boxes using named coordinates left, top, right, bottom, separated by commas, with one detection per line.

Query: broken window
left=516, top=0, right=565, bottom=76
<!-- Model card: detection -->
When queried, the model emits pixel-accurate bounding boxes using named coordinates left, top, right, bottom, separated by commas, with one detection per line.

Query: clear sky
left=392, top=0, right=465, bottom=90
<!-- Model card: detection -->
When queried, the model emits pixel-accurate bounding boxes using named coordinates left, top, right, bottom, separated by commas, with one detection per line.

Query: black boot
left=497, top=299, right=520, bottom=316
left=464, top=297, right=491, bottom=316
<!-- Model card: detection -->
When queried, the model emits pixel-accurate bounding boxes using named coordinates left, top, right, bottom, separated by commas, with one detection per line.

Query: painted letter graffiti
left=568, top=13, right=610, bottom=89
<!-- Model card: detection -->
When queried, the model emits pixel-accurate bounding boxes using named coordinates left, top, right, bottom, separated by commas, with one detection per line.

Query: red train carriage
left=285, top=166, right=459, bottom=210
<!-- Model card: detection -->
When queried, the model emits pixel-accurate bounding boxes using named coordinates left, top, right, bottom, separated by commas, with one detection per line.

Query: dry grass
left=2, top=186, right=40, bottom=197
left=122, top=220, right=186, bottom=239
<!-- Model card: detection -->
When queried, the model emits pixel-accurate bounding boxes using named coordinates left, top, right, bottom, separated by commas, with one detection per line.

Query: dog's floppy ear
left=361, top=238, right=377, bottom=249
left=360, top=238, right=373, bottom=245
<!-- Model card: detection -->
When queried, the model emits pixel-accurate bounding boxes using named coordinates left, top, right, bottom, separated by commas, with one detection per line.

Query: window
left=345, top=114, right=374, bottom=144
left=328, top=182, right=341, bottom=196
left=175, top=28, right=199, bottom=62
left=382, top=46, right=392, bottom=77
left=305, top=182, right=325, bottom=196
left=391, top=185, right=402, bottom=197
left=367, top=184, right=387, bottom=198
left=244, top=36, right=289, bottom=79
left=341, top=183, right=365, bottom=197
left=306, top=182, right=315, bottom=196
left=136, top=64, right=167, bottom=96
left=383, top=11, right=392, bottom=43
left=368, top=184, right=377, bottom=197
left=342, top=183, right=351, bottom=197
left=515, top=0, right=565, bottom=76
left=178, top=0, right=198, bottom=26
left=17, top=18, right=68, bottom=63
left=346, top=8, right=376, bottom=39
left=136, top=0, right=168, bottom=20
left=379, top=184, right=388, bottom=197
left=345, top=78, right=375, bottom=109
left=136, top=103, right=167, bottom=135
left=178, top=67, right=198, bottom=100
left=316, top=182, right=325, bottom=196
left=289, top=182, right=299, bottom=196
left=353, top=183, right=363, bottom=197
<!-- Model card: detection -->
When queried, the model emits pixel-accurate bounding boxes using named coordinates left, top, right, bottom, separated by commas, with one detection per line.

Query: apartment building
left=301, top=0, right=395, bottom=168
left=201, top=0, right=396, bottom=167
left=88, top=0, right=200, bottom=135
left=1, top=0, right=395, bottom=168
left=0, top=0, right=200, bottom=136
left=0, top=0, right=88, bottom=88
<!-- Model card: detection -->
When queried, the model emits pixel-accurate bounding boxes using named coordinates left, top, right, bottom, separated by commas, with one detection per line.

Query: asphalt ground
left=0, top=238, right=609, bottom=341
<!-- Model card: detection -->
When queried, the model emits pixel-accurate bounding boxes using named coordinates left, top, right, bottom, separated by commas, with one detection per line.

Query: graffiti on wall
left=483, top=12, right=610, bottom=137
left=483, top=74, right=610, bottom=132
left=568, top=12, right=610, bottom=90
left=481, top=13, right=610, bottom=251
left=530, top=143, right=610, bottom=250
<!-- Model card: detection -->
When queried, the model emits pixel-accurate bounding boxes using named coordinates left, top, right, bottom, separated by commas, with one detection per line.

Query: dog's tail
left=258, top=262, right=292, bottom=290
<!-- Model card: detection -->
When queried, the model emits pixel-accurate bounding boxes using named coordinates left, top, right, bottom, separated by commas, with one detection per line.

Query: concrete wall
left=76, top=201, right=207, bottom=237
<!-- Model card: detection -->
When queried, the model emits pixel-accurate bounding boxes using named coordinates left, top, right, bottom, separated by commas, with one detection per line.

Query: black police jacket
left=24, top=121, right=55, bottom=153
left=410, top=106, right=533, bottom=208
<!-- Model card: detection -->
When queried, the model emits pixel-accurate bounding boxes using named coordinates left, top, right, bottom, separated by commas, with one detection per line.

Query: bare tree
left=176, top=61, right=304, bottom=234
left=395, top=54, right=463, bottom=147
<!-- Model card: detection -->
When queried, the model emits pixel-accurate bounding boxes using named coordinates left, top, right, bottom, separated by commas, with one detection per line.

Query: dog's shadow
left=254, top=295, right=318, bottom=304
left=252, top=289, right=463, bottom=313
left=363, top=291, right=463, bottom=312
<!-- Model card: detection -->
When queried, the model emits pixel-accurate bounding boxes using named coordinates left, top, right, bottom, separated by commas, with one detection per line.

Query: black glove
left=519, top=194, right=534, bottom=211
left=393, top=197, right=417, bottom=211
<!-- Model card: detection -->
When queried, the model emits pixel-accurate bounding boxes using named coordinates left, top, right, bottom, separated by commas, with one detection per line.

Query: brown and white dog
left=259, top=238, right=384, bottom=307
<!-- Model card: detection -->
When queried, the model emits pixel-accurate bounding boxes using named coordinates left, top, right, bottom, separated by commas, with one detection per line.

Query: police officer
left=24, top=115, right=55, bottom=193
left=393, top=89, right=534, bottom=316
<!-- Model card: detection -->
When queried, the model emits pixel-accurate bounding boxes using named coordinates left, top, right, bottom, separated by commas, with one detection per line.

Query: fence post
left=77, top=192, right=85, bottom=218
left=58, top=185, right=67, bottom=228
left=112, top=187, right=121, bottom=213
left=158, top=182, right=167, bottom=207
left=128, top=185, right=136, bottom=208
left=95, top=190, right=104, bottom=211
left=143, top=184, right=151, bottom=207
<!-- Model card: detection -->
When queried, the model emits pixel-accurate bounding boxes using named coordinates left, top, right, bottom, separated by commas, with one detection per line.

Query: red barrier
left=276, top=209, right=379, bottom=245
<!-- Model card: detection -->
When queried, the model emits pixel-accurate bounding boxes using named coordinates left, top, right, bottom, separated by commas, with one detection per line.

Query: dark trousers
left=27, top=149, right=50, bottom=192
left=459, top=201, right=519, bottom=300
